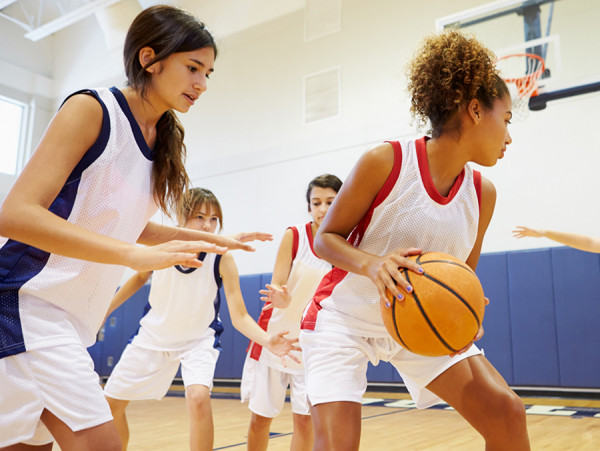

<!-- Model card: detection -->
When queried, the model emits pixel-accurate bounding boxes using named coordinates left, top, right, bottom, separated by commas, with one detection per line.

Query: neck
left=426, top=135, right=469, bottom=196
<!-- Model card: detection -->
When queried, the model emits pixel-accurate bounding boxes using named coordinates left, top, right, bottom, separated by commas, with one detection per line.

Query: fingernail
left=406, top=285, right=413, bottom=293
left=396, top=294, right=403, bottom=300
left=418, top=267, right=424, bottom=273
left=385, top=302, right=391, bottom=308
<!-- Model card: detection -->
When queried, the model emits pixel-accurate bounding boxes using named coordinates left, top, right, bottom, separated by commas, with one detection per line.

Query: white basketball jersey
left=0, top=87, right=157, bottom=358
left=132, top=253, right=224, bottom=351
left=248, top=222, right=332, bottom=372
left=302, top=137, right=481, bottom=337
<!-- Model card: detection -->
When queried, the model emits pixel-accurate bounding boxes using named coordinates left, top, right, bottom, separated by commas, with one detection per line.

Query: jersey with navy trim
left=132, top=252, right=224, bottom=351
left=248, top=222, right=332, bottom=373
left=302, top=137, right=481, bottom=337
left=0, top=86, right=157, bottom=358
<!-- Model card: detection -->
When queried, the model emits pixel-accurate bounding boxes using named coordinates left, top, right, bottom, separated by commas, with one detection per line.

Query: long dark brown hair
left=123, top=5, right=217, bottom=214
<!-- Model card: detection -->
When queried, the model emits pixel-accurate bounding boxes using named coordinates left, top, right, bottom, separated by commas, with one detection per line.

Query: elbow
left=0, top=204, right=18, bottom=239
left=313, top=233, right=326, bottom=259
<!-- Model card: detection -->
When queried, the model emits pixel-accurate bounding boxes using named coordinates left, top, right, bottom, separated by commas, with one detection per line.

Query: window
left=0, top=95, right=26, bottom=175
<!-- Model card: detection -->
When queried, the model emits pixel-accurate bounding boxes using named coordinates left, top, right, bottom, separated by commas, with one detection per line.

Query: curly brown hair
left=406, top=29, right=508, bottom=138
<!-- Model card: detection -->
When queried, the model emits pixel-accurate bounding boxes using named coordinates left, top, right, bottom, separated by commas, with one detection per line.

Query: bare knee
left=293, top=413, right=312, bottom=434
left=106, top=396, right=129, bottom=417
left=249, top=413, right=273, bottom=430
left=185, top=385, right=211, bottom=416
left=477, top=389, right=527, bottom=437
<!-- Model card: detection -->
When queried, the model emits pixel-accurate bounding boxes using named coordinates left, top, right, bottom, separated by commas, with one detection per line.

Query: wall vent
left=304, top=67, right=341, bottom=124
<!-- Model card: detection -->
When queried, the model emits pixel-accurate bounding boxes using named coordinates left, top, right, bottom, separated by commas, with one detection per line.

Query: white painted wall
left=0, top=0, right=599, bottom=277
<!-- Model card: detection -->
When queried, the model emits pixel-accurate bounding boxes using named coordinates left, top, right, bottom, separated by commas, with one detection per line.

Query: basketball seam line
left=403, top=269, right=457, bottom=354
left=420, top=272, right=482, bottom=329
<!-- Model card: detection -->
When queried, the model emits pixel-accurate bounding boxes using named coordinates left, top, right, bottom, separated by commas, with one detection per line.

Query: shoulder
left=219, top=251, right=237, bottom=270
left=480, top=176, right=497, bottom=202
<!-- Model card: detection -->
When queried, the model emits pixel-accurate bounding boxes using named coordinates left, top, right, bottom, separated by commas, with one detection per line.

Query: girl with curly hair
left=300, top=30, right=530, bottom=450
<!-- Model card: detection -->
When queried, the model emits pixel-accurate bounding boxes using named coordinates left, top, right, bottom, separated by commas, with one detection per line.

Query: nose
left=194, top=75, right=208, bottom=94
left=506, top=130, right=512, bottom=145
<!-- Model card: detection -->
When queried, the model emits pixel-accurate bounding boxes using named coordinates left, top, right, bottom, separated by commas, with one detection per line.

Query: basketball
left=381, top=252, right=485, bottom=357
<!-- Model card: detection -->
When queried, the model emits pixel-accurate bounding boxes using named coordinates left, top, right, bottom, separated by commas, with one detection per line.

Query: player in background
left=104, top=188, right=299, bottom=451
left=241, top=174, right=342, bottom=451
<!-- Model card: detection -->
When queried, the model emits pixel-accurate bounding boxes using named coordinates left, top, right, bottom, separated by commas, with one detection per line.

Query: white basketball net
left=496, top=53, right=545, bottom=121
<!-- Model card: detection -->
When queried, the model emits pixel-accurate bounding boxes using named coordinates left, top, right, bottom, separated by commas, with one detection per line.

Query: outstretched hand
left=220, top=232, right=274, bottom=252
left=127, top=240, right=227, bottom=272
left=512, top=226, right=543, bottom=239
left=260, top=284, right=291, bottom=310
left=265, top=330, right=301, bottom=364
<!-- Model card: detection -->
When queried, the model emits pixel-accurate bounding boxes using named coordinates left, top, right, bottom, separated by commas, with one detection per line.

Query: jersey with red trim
left=301, top=137, right=481, bottom=337
left=248, top=222, right=331, bottom=373
left=0, top=87, right=158, bottom=359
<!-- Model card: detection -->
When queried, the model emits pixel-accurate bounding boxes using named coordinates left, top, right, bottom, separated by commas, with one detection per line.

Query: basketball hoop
left=496, top=53, right=545, bottom=120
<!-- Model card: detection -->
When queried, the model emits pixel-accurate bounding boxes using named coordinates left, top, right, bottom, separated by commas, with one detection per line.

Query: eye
left=188, top=65, right=198, bottom=73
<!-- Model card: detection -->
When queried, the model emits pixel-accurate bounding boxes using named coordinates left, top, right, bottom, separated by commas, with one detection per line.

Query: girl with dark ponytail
left=0, top=5, right=270, bottom=449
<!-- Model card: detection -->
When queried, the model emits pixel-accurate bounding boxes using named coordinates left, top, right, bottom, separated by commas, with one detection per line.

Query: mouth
left=183, top=93, right=198, bottom=105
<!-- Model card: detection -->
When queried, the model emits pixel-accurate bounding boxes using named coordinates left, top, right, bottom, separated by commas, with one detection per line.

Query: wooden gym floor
left=52, top=384, right=600, bottom=450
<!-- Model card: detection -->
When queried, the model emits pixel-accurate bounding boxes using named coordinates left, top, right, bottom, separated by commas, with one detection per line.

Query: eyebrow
left=190, top=59, right=214, bottom=73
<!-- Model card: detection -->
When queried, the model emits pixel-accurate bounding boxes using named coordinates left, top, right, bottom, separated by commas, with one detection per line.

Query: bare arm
left=259, top=228, right=294, bottom=309
left=314, top=143, right=422, bottom=302
left=219, top=253, right=300, bottom=360
left=0, top=94, right=224, bottom=272
left=513, top=226, right=600, bottom=253
left=139, top=222, right=273, bottom=251
left=105, top=271, right=152, bottom=319
left=465, top=176, right=497, bottom=270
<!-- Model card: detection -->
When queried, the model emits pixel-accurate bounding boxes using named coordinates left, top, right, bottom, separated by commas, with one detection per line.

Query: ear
left=467, top=98, right=482, bottom=123
left=138, top=46, right=157, bottom=73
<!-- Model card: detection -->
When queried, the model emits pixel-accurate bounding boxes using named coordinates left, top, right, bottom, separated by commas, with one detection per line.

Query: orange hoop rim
left=496, top=52, right=545, bottom=84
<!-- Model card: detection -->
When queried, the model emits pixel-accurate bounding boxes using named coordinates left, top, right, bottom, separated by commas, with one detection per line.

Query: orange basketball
left=381, top=252, right=485, bottom=357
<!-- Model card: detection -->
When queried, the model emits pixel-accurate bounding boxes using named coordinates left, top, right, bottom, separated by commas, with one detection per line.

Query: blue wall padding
left=476, top=252, right=514, bottom=384
left=93, top=247, right=600, bottom=390
left=550, top=247, right=600, bottom=387
left=93, top=284, right=151, bottom=377
left=507, top=249, right=560, bottom=386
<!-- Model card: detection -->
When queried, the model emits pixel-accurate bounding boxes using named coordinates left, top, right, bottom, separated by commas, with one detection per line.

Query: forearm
left=231, top=314, right=272, bottom=347
left=138, top=221, right=224, bottom=246
left=314, top=232, right=376, bottom=277
left=0, top=203, right=135, bottom=266
left=540, top=230, right=600, bottom=253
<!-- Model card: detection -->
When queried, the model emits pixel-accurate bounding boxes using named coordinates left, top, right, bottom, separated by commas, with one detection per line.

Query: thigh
left=426, top=354, right=516, bottom=423
left=389, top=342, right=481, bottom=408
left=310, top=401, right=362, bottom=451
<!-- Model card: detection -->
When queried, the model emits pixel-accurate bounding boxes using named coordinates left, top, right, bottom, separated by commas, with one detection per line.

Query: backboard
left=436, top=0, right=600, bottom=112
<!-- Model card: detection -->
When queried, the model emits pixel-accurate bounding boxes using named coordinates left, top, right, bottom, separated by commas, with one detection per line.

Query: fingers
left=261, top=302, right=273, bottom=311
